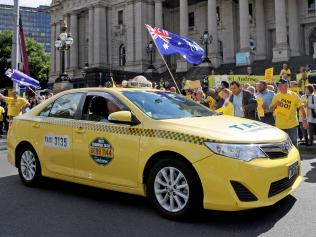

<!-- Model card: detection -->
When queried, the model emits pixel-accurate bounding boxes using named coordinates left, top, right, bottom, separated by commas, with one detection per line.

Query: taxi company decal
left=44, top=134, right=70, bottom=149
left=89, top=138, right=114, bottom=165
left=228, top=121, right=270, bottom=132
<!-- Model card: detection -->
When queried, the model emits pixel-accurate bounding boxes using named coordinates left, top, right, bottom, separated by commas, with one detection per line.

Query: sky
left=0, top=0, right=52, bottom=7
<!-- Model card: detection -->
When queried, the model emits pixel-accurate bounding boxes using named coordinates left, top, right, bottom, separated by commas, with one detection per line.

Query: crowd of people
left=176, top=64, right=316, bottom=147
left=0, top=89, right=53, bottom=137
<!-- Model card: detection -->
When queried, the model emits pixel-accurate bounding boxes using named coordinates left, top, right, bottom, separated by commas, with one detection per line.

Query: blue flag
left=5, top=69, right=41, bottom=89
left=146, top=24, right=205, bottom=65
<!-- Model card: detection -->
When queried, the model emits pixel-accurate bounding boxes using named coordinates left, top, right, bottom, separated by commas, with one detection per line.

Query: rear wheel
left=17, top=145, right=41, bottom=186
left=147, top=158, right=202, bottom=219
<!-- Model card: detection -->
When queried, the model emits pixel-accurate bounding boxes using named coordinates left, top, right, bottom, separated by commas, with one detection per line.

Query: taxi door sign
left=89, top=138, right=114, bottom=165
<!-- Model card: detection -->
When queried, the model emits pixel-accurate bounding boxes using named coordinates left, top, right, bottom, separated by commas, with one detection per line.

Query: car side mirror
left=108, top=111, right=140, bottom=126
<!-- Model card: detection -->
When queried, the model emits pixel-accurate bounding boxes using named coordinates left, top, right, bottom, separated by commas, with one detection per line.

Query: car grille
left=268, top=174, right=298, bottom=198
left=230, top=181, right=258, bottom=202
left=260, top=140, right=293, bottom=159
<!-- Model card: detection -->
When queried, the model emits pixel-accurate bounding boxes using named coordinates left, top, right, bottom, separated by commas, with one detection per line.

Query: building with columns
left=49, top=0, right=316, bottom=89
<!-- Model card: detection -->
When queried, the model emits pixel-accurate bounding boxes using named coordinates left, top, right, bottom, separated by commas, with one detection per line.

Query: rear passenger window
left=39, top=93, right=83, bottom=119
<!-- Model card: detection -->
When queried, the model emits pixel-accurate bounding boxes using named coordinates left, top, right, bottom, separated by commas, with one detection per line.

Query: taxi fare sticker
left=44, top=134, right=70, bottom=149
left=89, top=138, right=114, bottom=166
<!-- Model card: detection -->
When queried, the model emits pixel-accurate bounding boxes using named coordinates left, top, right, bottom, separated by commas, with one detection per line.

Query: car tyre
left=147, top=158, right=202, bottom=220
left=17, top=145, right=41, bottom=186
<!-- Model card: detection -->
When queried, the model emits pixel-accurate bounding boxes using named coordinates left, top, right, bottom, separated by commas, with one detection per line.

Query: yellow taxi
left=7, top=87, right=301, bottom=219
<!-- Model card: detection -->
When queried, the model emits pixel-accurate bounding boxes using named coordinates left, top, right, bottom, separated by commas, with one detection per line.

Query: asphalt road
left=0, top=150, right=315, bottom=237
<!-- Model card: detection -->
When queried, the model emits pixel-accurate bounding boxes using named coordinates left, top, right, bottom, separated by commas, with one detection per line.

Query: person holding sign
left=270, top=79, right=308, bottom=147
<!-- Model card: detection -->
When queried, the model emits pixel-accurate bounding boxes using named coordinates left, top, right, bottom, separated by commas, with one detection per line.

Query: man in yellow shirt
left=280, top=63, right=291, bottom=80
left=0, top=91, right=30, bottom=120
left=0, top=105, right=5, bottom=137
left=270, top=79, right=308, bottom=147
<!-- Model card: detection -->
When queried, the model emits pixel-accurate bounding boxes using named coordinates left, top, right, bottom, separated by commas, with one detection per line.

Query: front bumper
left=194, top=146, right=302, bottom=211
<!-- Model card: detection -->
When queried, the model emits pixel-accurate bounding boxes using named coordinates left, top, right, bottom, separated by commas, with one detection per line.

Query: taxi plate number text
left=44, top=135, right=70, bottom=149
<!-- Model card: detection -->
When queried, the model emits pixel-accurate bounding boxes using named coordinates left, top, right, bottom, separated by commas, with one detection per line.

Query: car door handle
left=32, top=123, right=40, bottom=128
left=75, top=127, right=86, bottom=134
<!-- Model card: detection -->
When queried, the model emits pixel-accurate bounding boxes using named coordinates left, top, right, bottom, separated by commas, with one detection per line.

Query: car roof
left=61, top=87, right=164, bottom=94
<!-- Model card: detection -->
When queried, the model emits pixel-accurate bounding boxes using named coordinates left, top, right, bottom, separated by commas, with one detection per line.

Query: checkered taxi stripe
left=26, top=117, right=206, bottom=145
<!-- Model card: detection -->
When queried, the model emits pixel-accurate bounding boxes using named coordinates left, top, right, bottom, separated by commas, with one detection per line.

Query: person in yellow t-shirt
left=0, top=91, right=30, bottom=120
left=270, top=79, right=308, bottom=147
left=280, top=63, right=291, bottom=80
left=0, top=105, right=5, bottom=137
left=215, top=88, right=234, bottom=116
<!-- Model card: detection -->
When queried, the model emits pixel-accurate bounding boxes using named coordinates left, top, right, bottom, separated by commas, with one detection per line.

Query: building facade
left=49, top=0, right=316, bottom=88
left=0, top=4, right=51, bottom=53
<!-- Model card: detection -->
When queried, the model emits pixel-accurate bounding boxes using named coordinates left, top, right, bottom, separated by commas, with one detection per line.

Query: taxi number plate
left=288, top=161, right=299, bottom=179
left=89, top=147, right=113, bottom=157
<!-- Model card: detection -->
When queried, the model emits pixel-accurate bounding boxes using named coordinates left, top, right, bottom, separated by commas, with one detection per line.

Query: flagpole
left=146, top=27, right=181, bottom=94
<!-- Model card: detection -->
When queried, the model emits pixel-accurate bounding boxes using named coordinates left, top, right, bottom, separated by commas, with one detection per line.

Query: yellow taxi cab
left=7, top=87, right=301, bottom=219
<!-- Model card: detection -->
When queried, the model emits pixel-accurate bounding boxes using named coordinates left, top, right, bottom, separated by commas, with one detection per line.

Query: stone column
left=154, top=0, right=164, bottom=71
left=272, top=0, right=290, bottom=62
left=255, top=0, right=267, bottom=60
left=88, top=7, right=94, bottom=66
left=222, top=0, right=236, bottom=64
left=125, top=1, right=135, bottom=71
left=154, top=0, right=163, bottom=27
left=288, top=0, right=300, bottom=57
left=208, top=0, right=222, bottom=68
left=177, top=0, right=188, bottom=72
left=93, top=5, right=107, bottom=67
left=50, top=23, right=56, bottom=76
left=55, top=22, right=61, bottom=75
left=70, top=13, right=78, bottom=69
left=239, top=0, right=250, bottom=52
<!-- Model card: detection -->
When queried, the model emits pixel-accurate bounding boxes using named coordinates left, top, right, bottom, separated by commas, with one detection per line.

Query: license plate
left=288, top=161, right=299, bottom=179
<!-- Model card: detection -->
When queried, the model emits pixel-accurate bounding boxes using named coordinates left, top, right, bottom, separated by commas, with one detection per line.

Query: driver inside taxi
left=100, top=101, right=121, bottom=123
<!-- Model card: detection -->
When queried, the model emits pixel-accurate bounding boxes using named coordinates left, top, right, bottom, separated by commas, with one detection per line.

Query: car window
left=81, top=95, right=124, bottom=123
left=39, top=93, right=83, bottom=119
left=122, top=91, right=215, bottom=120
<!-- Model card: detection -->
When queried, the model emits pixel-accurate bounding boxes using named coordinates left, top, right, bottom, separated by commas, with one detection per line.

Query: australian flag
left=145, top=24, right=205, bottom=65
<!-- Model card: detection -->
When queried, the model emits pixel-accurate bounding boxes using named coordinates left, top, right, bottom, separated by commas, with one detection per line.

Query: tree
left=0, top=30, right=50, bottom=89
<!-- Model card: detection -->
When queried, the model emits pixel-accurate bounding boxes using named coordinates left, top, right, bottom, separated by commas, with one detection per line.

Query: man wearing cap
left=270, top=79, right=308, bottom=147
left=257, top=80, right=275, bottom=125
left=0, top=91, right=30, bottom=121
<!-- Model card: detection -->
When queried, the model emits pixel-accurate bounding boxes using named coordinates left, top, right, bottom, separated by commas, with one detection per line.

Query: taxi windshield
left=122, top=91, right=215, bottom=120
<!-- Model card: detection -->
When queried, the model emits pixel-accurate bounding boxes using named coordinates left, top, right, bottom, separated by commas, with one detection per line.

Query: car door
left=37, top=92, right=84, bottom=176
left=73, top=92, right=141, bottom=187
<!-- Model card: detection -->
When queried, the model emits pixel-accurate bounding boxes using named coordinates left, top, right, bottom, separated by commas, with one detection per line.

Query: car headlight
left=204, top=142, right=267, bottom=162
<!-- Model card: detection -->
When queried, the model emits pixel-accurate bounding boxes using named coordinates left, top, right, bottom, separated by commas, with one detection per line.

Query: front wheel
left=17, top=145, right=41, bottom=186
left=147, top=158, right=202, bottom=219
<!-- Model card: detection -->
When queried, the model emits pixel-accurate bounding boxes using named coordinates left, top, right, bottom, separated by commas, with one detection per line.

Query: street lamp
left=55, top=20, right=73, bottom=81
left=200, top=30, right=213, bottom=63
left=146, top=41, right=155, bottom=70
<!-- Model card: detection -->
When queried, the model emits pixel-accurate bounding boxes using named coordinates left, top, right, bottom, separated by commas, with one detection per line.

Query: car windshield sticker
left=228, top=121, right=270, bottom=132
left=89, top=138, right=114, bottom=165
left=44, top=134, right=70, bottom=149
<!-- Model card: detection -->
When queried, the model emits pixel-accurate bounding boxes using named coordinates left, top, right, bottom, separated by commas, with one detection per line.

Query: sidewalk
left=0, top=134, right=7, bottom=151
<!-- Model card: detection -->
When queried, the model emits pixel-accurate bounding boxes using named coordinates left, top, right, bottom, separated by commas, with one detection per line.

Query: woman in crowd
left=215, top=88, right=234, bottom=116
left=305, top=85, right=316, bottom=145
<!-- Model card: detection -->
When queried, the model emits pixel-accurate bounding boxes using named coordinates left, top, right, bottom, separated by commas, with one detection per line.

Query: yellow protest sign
left=256, top=97, right=264, bottom=117
left=183, top=80, right=202, bottom=90
left=265, top=68, right=274, bottom=84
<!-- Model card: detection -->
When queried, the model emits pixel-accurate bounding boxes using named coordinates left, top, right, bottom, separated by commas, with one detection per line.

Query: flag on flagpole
left=18, top=15, right=30, bottom=75
left=5, top=69, right=41, bottom=89
left=145, top=24, right=205, bottom=65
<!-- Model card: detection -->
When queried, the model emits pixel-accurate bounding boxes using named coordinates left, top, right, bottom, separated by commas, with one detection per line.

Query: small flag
left=145, top=24, right=205, bottom=65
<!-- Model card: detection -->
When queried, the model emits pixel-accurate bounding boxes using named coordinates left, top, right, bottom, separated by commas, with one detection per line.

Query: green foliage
left=0, top=30, right=50, bottom=88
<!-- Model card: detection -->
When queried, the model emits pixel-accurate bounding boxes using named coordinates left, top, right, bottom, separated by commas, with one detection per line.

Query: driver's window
left=81, top=95, right=122, bottom=123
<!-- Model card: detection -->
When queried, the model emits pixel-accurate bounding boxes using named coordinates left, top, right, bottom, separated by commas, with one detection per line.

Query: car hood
left=160, top=115, right=288, bottom=144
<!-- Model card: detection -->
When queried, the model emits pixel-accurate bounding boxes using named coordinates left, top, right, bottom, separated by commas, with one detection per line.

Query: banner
left=265, top=68, right=274, bottom=84
left=208, top=74, right=280, bottom=88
